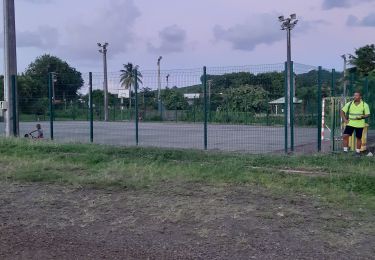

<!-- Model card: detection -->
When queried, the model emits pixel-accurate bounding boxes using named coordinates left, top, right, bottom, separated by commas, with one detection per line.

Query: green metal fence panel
left=292, top=63, right=320, bottom=153
left=5, top=62, right=346, bottom=154
left=138, top=68, right=203, bottom=150
left=205, top=64, right=286, bottom=153
left=16, top=72, right=91, bottom=143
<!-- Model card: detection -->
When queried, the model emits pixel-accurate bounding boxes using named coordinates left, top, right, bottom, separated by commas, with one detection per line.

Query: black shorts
left=343, top=126, right=364, bottom=139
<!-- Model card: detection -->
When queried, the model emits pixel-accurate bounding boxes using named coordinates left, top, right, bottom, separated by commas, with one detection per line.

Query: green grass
left=0, top=138, right=374, bottom=211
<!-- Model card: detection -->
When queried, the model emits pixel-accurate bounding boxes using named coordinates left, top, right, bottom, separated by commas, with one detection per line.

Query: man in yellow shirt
left=340, top=92, right=371, bottom=156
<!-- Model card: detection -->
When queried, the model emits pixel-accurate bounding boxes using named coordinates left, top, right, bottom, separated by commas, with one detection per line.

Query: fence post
left=175, top=99, right=178, bottom=123
left=113, top=95, right=116, bottom=121
left=284, top=62, right=288, bottom=153
left=203, top=66, right=208, bottom=150
left=331, top=69, right=335, bottom=97
left=11, top=75, right=17, bottom=136
left=317, top=66, right=322, bottom=152
left=134, top=69, right=139, bottom=146
left=99, top=100, right=102, bottom=121
left=89, top=72, right=93, bottom=143
left=364, top=76, right=369, bottom=101
left=48, top=72, right=54, bottom=140
left=331, top=69, right=335, bottom=152
left=290, top=61, right=294, bottom=152
left=245, top=99, right=248, bottom=125
left=193, top=101, right=196, bottom=122
left=349, top=72, right=354, bottom=96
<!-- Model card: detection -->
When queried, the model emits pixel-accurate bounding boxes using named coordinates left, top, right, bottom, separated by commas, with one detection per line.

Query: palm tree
left=120, top=63, right=143, bottom=110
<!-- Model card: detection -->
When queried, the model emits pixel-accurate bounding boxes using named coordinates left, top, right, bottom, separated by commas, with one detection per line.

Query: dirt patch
left=247, top=166, right=328, bottom=177
left=0, top=182, right=374, bottom=259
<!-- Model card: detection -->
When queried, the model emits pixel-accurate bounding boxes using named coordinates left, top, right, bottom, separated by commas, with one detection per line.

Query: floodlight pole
left=98, top=42, right=109, bottom=121
left=341, top=55, right=347, bottom=98
left=166, top=74, right=170, bottom=88
left=279, top=14, right=298, bottom=152
left=286, top=27, right=292, bottom=127
left=157, top=56, right=162, bottom=117
left=3, top=0, right=18, bottom=137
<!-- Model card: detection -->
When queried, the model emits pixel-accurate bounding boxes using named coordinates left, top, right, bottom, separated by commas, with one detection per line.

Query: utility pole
left=3, top=0, right=18, bottom=137
left=341, top=54, right=347, bottom=98
left=157, top=56, right=162, bottom=116
left=98, top=42, right=109, bottom=121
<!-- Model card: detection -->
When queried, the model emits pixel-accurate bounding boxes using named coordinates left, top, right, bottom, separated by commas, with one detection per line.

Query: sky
left=1, top=0, right=375, bottom=75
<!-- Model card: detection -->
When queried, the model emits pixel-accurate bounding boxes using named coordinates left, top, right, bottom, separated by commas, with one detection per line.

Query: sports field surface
left=1, top=121, right=322, bottom=153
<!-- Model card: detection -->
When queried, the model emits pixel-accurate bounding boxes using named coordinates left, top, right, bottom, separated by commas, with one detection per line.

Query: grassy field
left=1, top=137, right=375, bottom=258
left=1, top=137, right=374, bottom=211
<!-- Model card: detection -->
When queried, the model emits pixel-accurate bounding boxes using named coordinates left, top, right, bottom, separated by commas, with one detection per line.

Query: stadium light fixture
left=280, top=13, right=298, bottom=31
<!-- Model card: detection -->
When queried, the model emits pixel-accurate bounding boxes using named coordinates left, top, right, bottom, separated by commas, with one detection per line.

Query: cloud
left=19, top=0, right=55, bottom=4
left=0, top=26, right=59, bottom=49
left=322, top=0, right=374, bottom=10
left=148, top=25, right=187, bottom=54
left=213, top=14, right=326, bottom=52
left=17, top=26, right=59, bottom=48
left=213, top=13, right=289, bottom=51
left=322, top=0, right=351, bottom=9
left=58, top=0, right=141, bottom=60
left=347, top=13, right=375, bottom=27
left=296, top=19, right=330, bottom=33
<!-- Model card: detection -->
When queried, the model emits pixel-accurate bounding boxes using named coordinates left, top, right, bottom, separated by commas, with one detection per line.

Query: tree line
left=0, top=44, right=373, bottom=116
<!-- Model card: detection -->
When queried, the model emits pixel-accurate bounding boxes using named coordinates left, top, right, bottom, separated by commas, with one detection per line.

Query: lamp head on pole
left=279, top=13, right=298, bottom=30
left=98, top=42, right=109, bottom=52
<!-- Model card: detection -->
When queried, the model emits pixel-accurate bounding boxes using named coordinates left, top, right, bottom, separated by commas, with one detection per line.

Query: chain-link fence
left=2, top=62, right=373, bottom=154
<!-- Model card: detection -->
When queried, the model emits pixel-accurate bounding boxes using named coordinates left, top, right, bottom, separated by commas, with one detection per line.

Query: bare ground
left=0, top=182, right=374, bottom=260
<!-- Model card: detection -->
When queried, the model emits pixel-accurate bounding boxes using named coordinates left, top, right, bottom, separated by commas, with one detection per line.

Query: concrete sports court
left=1, top=121, right=324, bottom=153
